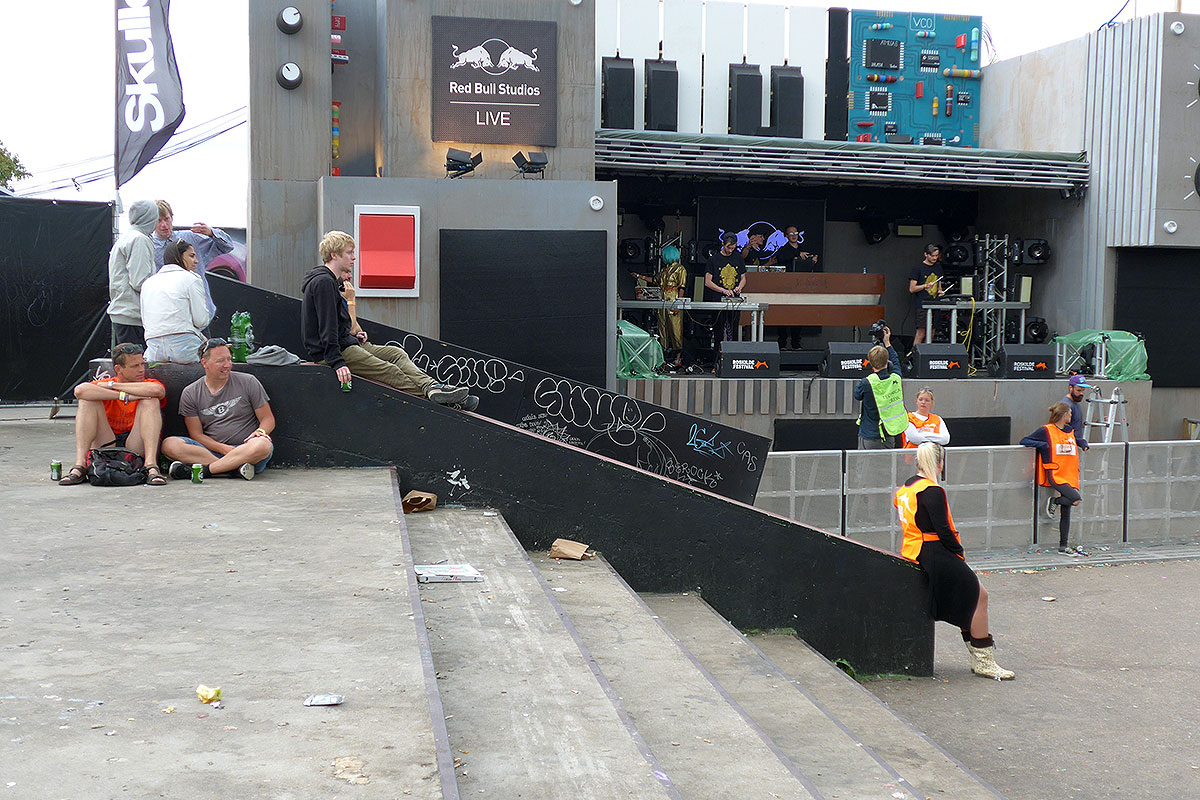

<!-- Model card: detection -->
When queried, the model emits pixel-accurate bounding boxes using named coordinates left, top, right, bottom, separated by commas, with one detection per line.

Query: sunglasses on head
left=198, top=337, right=229, bottom=358
left=112, top=343, right=143, bottom=357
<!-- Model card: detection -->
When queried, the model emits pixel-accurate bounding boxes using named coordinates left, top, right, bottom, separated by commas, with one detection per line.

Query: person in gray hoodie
left=106, top=199, right=159, bottom=346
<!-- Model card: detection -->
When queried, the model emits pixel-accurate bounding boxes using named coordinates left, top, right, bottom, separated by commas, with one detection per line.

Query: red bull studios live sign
left=431, top=16, right=558, bottom=146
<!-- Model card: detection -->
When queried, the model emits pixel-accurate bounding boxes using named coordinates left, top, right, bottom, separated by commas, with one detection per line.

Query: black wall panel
left=439, top=230, right=608, bottom=388
left=1115, top=248, right=1190, bottom=386
left=774, top=415, right=1011, bottom=451
left=825, top=7, right=850, bottom=141
left=0, top=198, right=113, bottom=401
left=207, top=275, right=771, bottom=504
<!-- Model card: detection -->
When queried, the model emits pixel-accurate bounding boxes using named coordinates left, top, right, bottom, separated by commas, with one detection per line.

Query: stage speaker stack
left=987, top=343, right=1056, bottom=378
left=820, top=342, right=872, bottom=378
left=718, top=341, right=780, bottom=378
left=644, top=59, right=678, bottom=131
left=728, top=64, right=763, bottom=135
left=770, top=65, right=804, bottom=138
left=910, top=343, right=968, bottom=378
left=601, top=57, right=635, bottom=129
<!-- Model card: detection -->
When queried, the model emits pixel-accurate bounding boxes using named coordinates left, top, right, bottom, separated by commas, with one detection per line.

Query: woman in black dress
left=894, top=442, right=1015, bottom=680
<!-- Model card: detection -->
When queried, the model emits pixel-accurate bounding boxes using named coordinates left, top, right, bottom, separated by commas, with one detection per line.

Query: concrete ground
left=868, top=559, right=1200, bottom=800
left=0, top=419, right=440, bottom=799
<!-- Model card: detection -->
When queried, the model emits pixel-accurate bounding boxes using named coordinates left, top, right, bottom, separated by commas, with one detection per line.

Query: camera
left=869, top=319, right=887, bottom=346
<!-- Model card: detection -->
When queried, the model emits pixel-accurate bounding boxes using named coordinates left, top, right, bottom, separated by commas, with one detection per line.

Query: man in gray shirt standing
left=161, top=339, right=275, bottom=480
left=1063, top=374, right=1092, bottom=442
left=151, top=199, right=234, bottom=321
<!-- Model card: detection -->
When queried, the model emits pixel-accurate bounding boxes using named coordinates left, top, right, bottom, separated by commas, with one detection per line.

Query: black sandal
left=59, top=465, right=87, bottom=486
left=146, top=465, right=166, bottom=486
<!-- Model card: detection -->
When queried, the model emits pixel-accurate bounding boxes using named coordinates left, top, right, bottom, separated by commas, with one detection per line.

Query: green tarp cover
left=616, top=320, right=664, bottom=380
left=1053, top=330, right=1150, bottom=382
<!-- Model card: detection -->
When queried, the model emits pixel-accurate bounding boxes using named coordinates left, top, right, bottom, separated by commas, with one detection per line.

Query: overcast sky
left=2, top=0, right=1195, bottom=228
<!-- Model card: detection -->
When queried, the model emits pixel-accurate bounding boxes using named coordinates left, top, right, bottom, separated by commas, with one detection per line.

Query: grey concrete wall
left=979, top=37, right=1089, bottom=153
left=378, top=0, right=596, bottom=182
left=620, top=377, right=1153, bottom=445
left=249, top=0, right=332, bottom=295
left=1150, top=387, right=1200, bottom=441
left=319, top=176, right=618, bottom=387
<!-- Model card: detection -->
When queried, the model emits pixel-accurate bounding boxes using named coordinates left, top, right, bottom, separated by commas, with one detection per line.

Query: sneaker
left=450, top=395, right=480, bottom=412
left=426, top=382, right=469, bottom=405
left=169, top=461, right=190, bottom=481
left=237, top=462, right=255, bottom=481
left=1058, top=545, right=1077, bottom=556
left=1046, top=495, right=1058, bottom=518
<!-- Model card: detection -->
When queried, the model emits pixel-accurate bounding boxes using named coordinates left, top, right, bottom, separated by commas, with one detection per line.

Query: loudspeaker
left=824, top=8, right=849, bottom=141
left=718, top=340, right=780, bottom=378
left=987, top=344, right=1055, bottom=378
left=820, top=342, right=872, bottom=378
left=728, top=64, right=763, bottom=135
left=770, top=65, right=804, bottom=138
left=910, top=343, right=968, bottom=378
left=601, top=57, right=635, bottom=129
left=644, top=59, right=678, bottom=131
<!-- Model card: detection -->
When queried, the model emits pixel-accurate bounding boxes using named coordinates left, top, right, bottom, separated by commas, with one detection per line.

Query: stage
left=617, top=375, right=1152, bottom=446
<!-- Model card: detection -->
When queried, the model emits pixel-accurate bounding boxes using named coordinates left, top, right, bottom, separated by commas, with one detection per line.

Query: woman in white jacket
left=140, top=240, right=212, bottom=363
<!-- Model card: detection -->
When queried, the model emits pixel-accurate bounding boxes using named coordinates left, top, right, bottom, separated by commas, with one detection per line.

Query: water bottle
left=230, top=311, right=251, bottom=362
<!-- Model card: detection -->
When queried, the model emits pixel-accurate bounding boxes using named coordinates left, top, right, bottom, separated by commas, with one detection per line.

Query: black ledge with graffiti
left=208, top=275, right=771, bottom=504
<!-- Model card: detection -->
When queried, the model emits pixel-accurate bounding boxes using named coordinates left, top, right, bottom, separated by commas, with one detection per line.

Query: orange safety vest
left=1038, top=424, right=1080, bottom=490
left=900, top=412, right=944, bottom=449
left=893, top=477, right=962, bottom=563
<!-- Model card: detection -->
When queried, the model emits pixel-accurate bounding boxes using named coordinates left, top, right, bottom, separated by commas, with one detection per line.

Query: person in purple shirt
left=1062, top=374, right=1092, bottom=442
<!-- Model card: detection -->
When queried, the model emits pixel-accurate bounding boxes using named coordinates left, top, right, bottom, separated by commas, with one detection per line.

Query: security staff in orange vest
left=901, top=387, right=950, bottom=449
left=894, top=442, right=1015, bottom=680
left=1021, top=401, right=1088, bottom=555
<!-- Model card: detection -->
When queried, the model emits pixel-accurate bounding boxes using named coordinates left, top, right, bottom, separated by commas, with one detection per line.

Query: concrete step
left=752, top=633, right=1004, bottom=800
left=404, top=508, right=674, bottom=800
left=644, top=592, right=922, bottom=800
left=533, top=553, right=821, bottom=800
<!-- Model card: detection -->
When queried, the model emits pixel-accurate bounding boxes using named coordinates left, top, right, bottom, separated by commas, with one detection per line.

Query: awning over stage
left=595, top=130, right=1089, bottom=192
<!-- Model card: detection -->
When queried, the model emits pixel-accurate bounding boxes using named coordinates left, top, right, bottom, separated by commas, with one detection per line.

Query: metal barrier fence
left=757, top=440, right=1200, bottom=554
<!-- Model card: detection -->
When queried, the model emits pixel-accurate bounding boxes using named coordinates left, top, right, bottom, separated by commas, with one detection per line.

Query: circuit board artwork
left=848, top=9, right=983, bottom=148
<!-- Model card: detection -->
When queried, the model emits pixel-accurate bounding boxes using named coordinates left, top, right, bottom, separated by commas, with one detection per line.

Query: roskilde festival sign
left=431, top=16, right=558, bottom=147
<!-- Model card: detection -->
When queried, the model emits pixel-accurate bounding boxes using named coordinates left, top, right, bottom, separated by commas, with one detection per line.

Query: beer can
left=341, top=380, right=352, bottom=392
left=191, top=464, right=204, bottom=484
left=50, top=460, right=62, bottom=481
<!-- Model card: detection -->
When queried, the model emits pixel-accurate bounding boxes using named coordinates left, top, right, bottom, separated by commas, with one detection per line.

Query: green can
left=50, top=460, right=62, bottom=481
left=340, top=380, right=352, bottom=392
left=191, top=464, right=204, bottom=484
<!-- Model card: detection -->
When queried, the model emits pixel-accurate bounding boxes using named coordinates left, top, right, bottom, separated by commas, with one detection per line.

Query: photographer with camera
left=853, top=322, right=908, bottom=449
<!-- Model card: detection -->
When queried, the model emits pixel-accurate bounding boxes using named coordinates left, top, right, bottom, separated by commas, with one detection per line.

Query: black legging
left=1049, top=480, right=1082, bottom=547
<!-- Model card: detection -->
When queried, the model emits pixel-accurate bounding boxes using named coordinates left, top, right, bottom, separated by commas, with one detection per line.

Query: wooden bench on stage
left=739, top=272, right=885, bottom=328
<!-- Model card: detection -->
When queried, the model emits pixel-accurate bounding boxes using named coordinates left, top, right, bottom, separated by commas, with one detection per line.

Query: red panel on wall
left=359, top=214, right=416, bottom=290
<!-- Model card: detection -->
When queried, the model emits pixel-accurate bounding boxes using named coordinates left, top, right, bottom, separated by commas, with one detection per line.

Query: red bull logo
left=451, top=38, right=539, bottom=74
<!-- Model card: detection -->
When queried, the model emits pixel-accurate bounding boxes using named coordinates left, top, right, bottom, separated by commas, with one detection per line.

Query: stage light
left=619, top=238, right=644, bottom=264
left=1024, top=239, right=1050, bottom=264
left=857, top=208, right=890, bottom=245
left=446, top=148, right=482, bottom=178
left=1025, top=317, right=1049, bottom=344
left=512, top=151, right=548, bottom=177
left=944, top=242, right=973, bottom=266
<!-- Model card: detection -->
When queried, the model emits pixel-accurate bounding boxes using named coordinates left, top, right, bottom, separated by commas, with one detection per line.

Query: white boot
left=967, top=642, right=1015, bottom=680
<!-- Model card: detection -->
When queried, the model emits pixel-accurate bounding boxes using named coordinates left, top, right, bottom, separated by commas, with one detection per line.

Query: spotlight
left=512, top=151, right=548, bottom=177
left=1025, top=317, right=1049, bottom=344
left=943, top=242, right=973, bottom=266
left=446, top=148, right=482, bottom=178
left=1024, top=239, right=1050, bottom=264
left=619, top=238, right=644, bottom=264
left=857, top=208, right=890, bottom=245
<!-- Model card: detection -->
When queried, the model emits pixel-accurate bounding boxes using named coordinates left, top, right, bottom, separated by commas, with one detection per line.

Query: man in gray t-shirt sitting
left=161, top=339, right=276, bottom=481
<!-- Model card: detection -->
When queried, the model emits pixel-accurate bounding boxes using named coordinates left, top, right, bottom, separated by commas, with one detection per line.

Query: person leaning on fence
left=1021, top=401, right=1088, bottom=555
left=901, top=388, right=950, bottom=448
left=853, top=326, right=908, bottom=449
left=894, top=442, right=1015, bottom=680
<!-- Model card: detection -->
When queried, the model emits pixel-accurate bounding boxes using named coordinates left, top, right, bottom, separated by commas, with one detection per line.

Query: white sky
left=2, top=0, right=1196, bottom=228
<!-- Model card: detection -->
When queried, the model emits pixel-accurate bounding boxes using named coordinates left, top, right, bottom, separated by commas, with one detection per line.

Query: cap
left=1068, top=375, right=1092, bottom=388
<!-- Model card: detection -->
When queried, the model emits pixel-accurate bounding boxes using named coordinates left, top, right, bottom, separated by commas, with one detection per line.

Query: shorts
left=178, top=436, right=273, bottom=473
left=106, top=431, right=130, bottom=448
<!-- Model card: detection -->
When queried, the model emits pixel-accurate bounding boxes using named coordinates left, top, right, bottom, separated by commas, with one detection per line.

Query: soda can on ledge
left=341, top=380, right=352, bottom=392
left=50, top=460, right=62, bottom=481
left=191, top=464, right=204, bottom=484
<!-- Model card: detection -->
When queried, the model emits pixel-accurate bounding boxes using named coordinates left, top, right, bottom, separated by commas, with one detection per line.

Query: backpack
left=86, top=447, right=147, bottom=487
